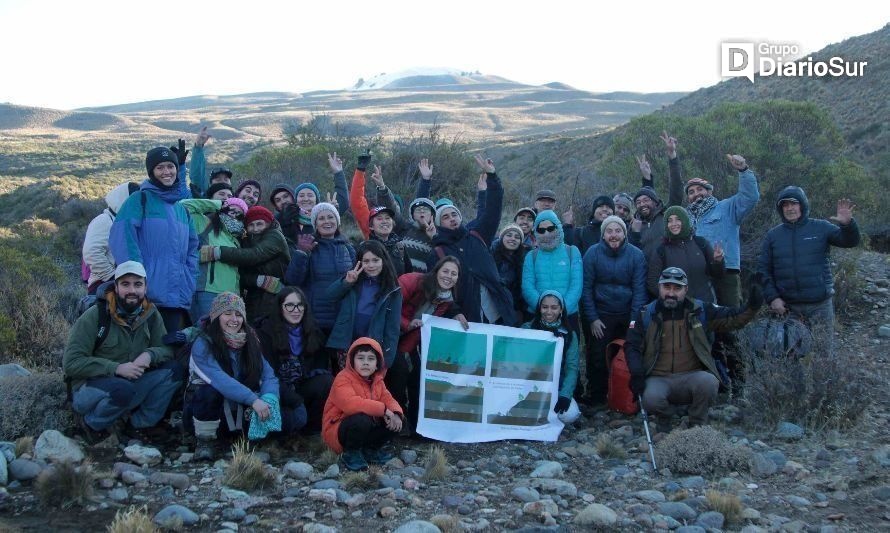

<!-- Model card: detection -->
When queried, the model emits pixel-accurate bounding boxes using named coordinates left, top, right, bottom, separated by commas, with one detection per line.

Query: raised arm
left=415, top=159, right=433, bottom=201
left=350, top=164, right=372, bottom=239
left=725, top=154, right=760, bottom=223
left=827, top=199, right=861, bottom=248
left=467, top=155, right=502, bottom=245
left=328, top=152, right=351, bottom=216
left=189, top=127, right=211, bottom=197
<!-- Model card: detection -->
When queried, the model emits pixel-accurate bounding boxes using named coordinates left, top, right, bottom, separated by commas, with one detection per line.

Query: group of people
left=65, top=127, right=860, bottom=468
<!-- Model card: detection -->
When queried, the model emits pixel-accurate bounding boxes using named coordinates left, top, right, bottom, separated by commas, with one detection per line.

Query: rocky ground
left=0, top=252, right=888, bottom=533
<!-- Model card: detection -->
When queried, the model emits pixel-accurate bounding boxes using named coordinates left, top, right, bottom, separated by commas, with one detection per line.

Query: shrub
left=738, top=333, right=876, bottom=431
left=0, top=372, right=74, bottom=440
left=423, top=445, right=449, bottom=481
left=655, top=426, right=752, bottom=475
left=35, top=460, right=94, bottom=508
left=223, top=439, right=277, bottom=492
left=107, top=506, right=157, bottom=533
left=705, top=490, right=743, bottom=524
left=595, top=434, right=627, bottom=459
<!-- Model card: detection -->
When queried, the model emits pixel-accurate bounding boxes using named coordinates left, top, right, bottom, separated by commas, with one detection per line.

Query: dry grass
left=223, top=439, right=277, bottom=492
left=341, top=466, right=381, bottom=491
left=423, top=445, right=449, bottom=481
left=318, top=448, right=340, bottom=467
left=706, top=490, right=743, bottom=524
left=429, top=513, right=462, bottom=532
left=35, top=460, right=94, bottom=508
left=107, top=506, right=157, bottom=533
left=595, top=434, right=627, bottom=459
left=669, top=488, right=689, bottom=501
left=15, top=435, right=34, bottom=457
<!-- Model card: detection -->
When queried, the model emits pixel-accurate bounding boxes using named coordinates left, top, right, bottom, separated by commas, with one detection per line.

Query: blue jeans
left=72, top=361, right=182, bottom=431
left=183, top=384, right=307, bottom=438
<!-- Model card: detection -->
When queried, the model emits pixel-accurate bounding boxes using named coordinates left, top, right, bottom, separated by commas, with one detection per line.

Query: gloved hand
left=257, top=275, right=283, bottom=294
left=746, top=282, right=764, bottom=310
left=629, top=373, right=646, bottom=398
left=170, top=138, right=189, bottom=166
left=162, top=330, right=189, bottom=346
left=356, top=149, right=372, bottom=172
left=554, top=396, right=571, bottom=414
left=297, top=233, right=316, bottom=254
left=280, top=203, right=300, bottom=226
left=199, top=245, right=217, bottom=263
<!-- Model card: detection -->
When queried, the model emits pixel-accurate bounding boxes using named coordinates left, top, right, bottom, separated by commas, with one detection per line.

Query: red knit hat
left=245, top=206, right=274, bottom=225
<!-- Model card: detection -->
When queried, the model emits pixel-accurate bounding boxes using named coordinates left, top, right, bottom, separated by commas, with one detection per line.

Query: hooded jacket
left=179, top=199, right=241, bottom=296
left=83, top=183, right=133, bottom=287
left=521, top=291, right=580, bottom=400
left=322, top=338, right=403, bottom=453
left=757, top=186, right=860, bottom=304
left=325, top=275, right=403, bottom=368
left=285, top=234, right=357, bottom=329
left=63, top=286, right=172, bottom=390
left=109, top=180, right=198, bottom=310
left=521, top=211, right=583, bottom=315
left=581, top=239, right=647, bottom=320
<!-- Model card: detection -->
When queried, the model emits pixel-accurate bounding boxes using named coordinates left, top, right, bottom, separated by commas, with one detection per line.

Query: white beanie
left=310, top=202, right=341, bottom=228
left=435, top=204, right=462, bottom=226
left=600, top=215, right=627, bottom=237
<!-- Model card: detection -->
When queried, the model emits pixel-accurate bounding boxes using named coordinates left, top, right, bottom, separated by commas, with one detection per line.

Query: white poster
left=416, top=315, right=564, bottom=442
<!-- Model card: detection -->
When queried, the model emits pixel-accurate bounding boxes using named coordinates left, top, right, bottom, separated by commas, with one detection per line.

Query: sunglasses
left=535, top=226, right=557, bottom=234
left=660, top=269, right=687, bottom=283
left=283, top=302, right=306, bottom=312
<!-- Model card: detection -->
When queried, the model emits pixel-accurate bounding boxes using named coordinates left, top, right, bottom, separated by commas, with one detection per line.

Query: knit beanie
left=145, top=147, right=179, bottom=180
left=294, top=182, right=321, bottom=201
left=589, top=195, right=615, bottom=220
left=435, top=198, right=454, bottom=209
left=269, top=183, right=294, bottom=204
left=684, top=177, right=714, bottom=194
left=612, top=193, right=633, bottom=212
left=409, top=197, right=436, bottom=218
left=222, top=197, right=249, bottom=215
left=499, top=223, right=524, bottom=242
left=245, top=206, right=274, bottom=226
left=205, top=182, right=233, bottom=199
left=435, top=204, right=462, bottom=226
left=310, top=202, right=341, bottom=228
left=234, top=180, right=262, bottom=198
left=664, top=205, right=693, bottom=240
left=513, top=207, right=537, bottom=221
left=209, top=292, right=246, bottom=322
left=633, top=186, right=661, bottom=205
left=600, top=215, right=627, bottom=238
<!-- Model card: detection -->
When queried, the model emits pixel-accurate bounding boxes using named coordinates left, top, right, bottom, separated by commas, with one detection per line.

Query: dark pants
left=184, top=384, right=307, bottom=437
left=584, top=312, right=630, bottom=404
left=642, top=371, right=719, bottom=426
left=396, top=350, right=422, bottom=433
left=713, top=270, right=742, bottom=383
left=158, top=307, right=191, bottom=336
left=338, top=413, right=396, bottom=451
left=281, top=373, right=333, bottom=433
left=384, top=351, right=411, bottom=418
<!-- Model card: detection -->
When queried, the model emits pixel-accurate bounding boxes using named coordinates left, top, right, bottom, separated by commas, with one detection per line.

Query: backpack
left=744, top=316, right=813, bottom=359
left=605, top=339, right=638, bottom=414
left=65, top=285, right=114, bottom=403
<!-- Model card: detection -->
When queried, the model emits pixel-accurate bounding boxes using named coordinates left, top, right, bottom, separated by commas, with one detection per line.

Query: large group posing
left=66, top=127, right=860, bottom=470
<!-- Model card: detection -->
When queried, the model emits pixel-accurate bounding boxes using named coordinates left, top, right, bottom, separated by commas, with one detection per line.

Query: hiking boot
left=73, top=412, right=104, bottom=445
left=194, top=438, right=216, bottom=461
left=341, top=449, right=369, bottom=471
left=362, top=446, right=394, bottom=465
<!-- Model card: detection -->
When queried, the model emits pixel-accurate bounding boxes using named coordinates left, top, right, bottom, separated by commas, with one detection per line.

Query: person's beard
left=118, top=295, right=144, bottom=313
left=662, top=296, right=680, bottom=309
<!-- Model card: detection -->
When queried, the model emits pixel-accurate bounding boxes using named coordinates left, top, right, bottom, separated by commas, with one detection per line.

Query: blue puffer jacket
left=522, top=210, right=583, bottom=315
left=109, top=180, right=198, bottom=310
left=688, top=168, right=760, bottom=270
left=325, top=278, right=402, bottom=368
left=581, top=240, right=647, bottom=320
left=284, top=234, right=356, bottom=330
left=757, top=186, right=860, bottom=304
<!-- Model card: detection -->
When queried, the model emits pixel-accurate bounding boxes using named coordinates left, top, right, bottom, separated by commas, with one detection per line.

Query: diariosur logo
left=721, top=42, right=867, bottom=83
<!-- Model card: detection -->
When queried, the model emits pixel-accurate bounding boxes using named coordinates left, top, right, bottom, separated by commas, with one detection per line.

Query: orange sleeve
left=330, top=374, right=386, bottom=417
left=350, top=169, right=371, bottom=239
left=380, top=385, right=405, bottom=416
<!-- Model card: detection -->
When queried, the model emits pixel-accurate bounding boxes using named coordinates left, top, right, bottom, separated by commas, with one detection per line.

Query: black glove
left=170, top=139, right=189, bottom=166
left=162, top=330, right=189, bottom=346
left=629, top=374, right=646, bottom=398
left=279, top=384, right=304, bottom=409
left=280, top=203, right=300, bottom=226
left=746, top=282, right=764, bottom=310
left=554, top=396, right=571, bottom=414
left=356, top=149, right=372, bottom=172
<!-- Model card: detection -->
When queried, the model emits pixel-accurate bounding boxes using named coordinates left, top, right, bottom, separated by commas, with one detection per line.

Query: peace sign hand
left=195, top=126, right=211, bottom=148
left=636, top=154, right=651, bottom=178
left=424, top=218, right=437, bottom=238
left=370, top=165, right=385, bottom=188
left=327, top=152, right=343, bottom=173
left=660, top=130, right=678, bottom=159
left=325, top=192, right=338, bottom=210
left=345, top=261, right=364, bottom=284
left=474, top=154, right=495, bottom=173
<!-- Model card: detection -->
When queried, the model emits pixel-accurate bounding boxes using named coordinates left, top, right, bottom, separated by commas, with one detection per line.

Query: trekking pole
left=638, top=395, right=658, bottom=472
left=569, top=170, right=581, bottom=207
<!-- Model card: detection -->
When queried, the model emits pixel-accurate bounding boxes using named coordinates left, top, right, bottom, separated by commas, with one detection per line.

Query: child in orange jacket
left=322, top=337, right=404, bottom=470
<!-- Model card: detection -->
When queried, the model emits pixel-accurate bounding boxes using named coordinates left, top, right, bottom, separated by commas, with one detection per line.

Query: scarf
left=299, top=209, right=312, bottom=227
left=220, top=213, right=245, bottom=236
left=248, top=393, right=282, bottom=440
left=281, top=326, right=305, bottom=384
left=224, top=330, right=246, bottom=350
left=687, top=196, right=718, bottom=230
left=536, top=231, right=559, bottom=251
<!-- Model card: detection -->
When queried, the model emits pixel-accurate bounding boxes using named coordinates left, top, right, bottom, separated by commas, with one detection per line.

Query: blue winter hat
left=294, top=182, right=321, bottom=201
left=435, top=198, right=454, bottom=209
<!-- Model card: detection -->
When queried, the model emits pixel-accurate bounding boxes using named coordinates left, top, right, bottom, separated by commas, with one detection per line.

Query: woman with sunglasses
left=179, top=196, right=248, bottom=322
left=256, top=287, right=332, bottom=433
left=521, top=210, right=583, bottom=333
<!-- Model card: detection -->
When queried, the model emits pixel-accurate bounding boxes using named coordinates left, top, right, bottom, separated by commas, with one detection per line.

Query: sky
left=1, top=0, right=887, bottom=110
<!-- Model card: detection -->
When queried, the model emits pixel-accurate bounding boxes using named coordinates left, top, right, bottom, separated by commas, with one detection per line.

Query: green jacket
left=625, top=297, right=756, bottom=380
left=180, top=199, right=241, bottom=294
left=219, top=222, right=291, bottom=321
left=63, top=291, right=172, bottom=390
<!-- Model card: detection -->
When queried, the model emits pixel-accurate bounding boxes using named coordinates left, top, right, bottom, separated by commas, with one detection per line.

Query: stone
left=401, top=449, right=418, bottom=465
left=303, top=525, right=337, bottom=533
left=220, top=521, right=239, bottom=531
left=122, top=470, right=147, bottom=485
left=657, top=502, right=698, bottom=521
left=764, top=450, right=787, bottom=468
left=149, top=472, right=190, bottom=490
left=634, top=489, right=666, bottom=502
left=786, top=495, right=811, bottom=507
left=124, top=444, right=162, bottom=466
left=511, top=486, right=540, bottom=502
left=0, top=363, right=30, bottom=377
left=393, top=521, right=442, bottom=533
left=284, top=461, right=314, bottom=479
left=312, top=479, right=340, bottom=490
left=34, top=430, right=85, bottom=463
left=323, top=464, right=339, bottom=478
left=522, top=499, right=559, bottom=517
left=529, top=461, right=563, bottom=478
left=8, top=459, right=41, bottom=481
left=680, top=476, right=706, bottom=489
left=573, top=503, right=618, bottom=527
left=750, top=453, right=778, bottom=477
left=153, top=504, right=200, bottom=527
left=0, top=442, right=15, bottom=463
left=222, top=507, right=247, bottom=521
left=775, top=422, right=805, bottom=441
left=534, top=478, right=578, bottom=497
left=878, top=325, right=890, bottom=338
left=871, top=486, right=890, bottom=501
left=309, top=488, right=337, bottom=503
left=676, top=527, right=706, bottom=533
left=108, top=487, right=129, bottom=502
left=696, top=511, right=725, bottom=529
left=0, top=453, right=6, bottom=486
left=220, top=488, right=249, bottom=500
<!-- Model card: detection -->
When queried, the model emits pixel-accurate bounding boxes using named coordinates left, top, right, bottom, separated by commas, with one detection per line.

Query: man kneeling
left=63, top=261, right=182, bottom=441
left=626, top=267, right=762, bottom=430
